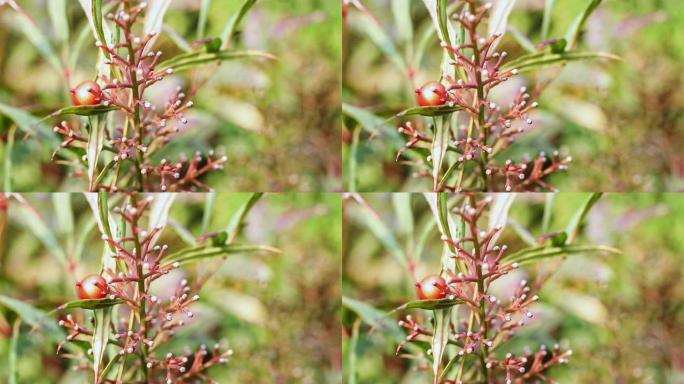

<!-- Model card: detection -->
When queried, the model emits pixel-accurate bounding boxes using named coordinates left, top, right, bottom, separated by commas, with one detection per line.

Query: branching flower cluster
left=398, top=1, right=571, bottom=192
left=53, top=1, right=226, bottom=192
left=57, top=195, right=232, bottom=383
left=397, top=196, right=571, bottom=383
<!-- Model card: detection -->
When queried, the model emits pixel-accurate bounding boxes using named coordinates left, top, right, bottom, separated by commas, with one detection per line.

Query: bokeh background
left=343, top=193, right=684, bottom=383
left=343, top=0, right=684, bottom=192
left=0, top=0, right=341, bottom=191
left=0, top=192, right=341, bottom=383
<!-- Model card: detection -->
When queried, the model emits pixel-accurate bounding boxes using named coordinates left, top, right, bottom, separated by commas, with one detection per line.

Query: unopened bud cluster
left=57, top=194, right=232, bottom=382
left=398, top=1, right=570, bottom=191
left=52, top=0, right=226, bottom=192
left=397, top=195, right=571, bottom=382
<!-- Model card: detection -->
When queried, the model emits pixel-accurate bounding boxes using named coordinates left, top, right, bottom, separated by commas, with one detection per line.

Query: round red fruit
left=71, top=81, right=103, bottom=106
left=416, top=81, right=447, bottom=107
left=416, top=274, right=448, bottom=300
left=76, top=274, right=108, bottom=300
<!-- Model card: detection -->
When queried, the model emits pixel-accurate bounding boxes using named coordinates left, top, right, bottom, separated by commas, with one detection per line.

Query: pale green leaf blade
left=565, top=0, right=602, bottom=51
left=221, top=0, right=257, bottom=48
left=226, top=192, right=264, bottom=242
left=566, top=192, right=602, bottom=243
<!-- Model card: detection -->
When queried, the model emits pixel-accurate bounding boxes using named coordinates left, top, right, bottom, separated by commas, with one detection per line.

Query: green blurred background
left=0, top=192, right=341, bottom=383
left=343, top=0, right=684, bottom=192
left=0, top=0, right=341, bottom=191
left=343, top=193, right=684, bottom=383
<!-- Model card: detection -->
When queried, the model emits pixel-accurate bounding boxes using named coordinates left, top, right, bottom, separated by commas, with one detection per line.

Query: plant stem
left=468, top=195, right=489, bottom=383
left=131, top=195, right=149, bottom=381
left=468, top=3, right=489, bottom=191
left=123, top=2, right=145, bottom=190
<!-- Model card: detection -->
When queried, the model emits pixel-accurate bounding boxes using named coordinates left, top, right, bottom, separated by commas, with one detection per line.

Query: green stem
left=123, top=2, right=145, bottom=190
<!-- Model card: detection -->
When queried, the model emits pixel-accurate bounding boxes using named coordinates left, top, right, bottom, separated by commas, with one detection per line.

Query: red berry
left=416, top=81, right=447, bottom=107
left=76, top=274, right=108, bottom=300
left=416, top=275, right=448, bottom=300
left=70, top=81, right=103, bottom=106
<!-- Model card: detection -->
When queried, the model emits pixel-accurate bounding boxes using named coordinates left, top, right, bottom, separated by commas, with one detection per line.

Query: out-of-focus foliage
left=342, top=193, right=684, bottom=383
left=0, top=0, right=341, bottom=191
left=343, top=0, right=684, bottom=192
left=0, top=193, right=341, bottom=383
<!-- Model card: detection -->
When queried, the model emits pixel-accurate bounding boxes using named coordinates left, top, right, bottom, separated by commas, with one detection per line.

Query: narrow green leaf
left=164, top=244, right=280, bottom=265
left=58, top=298, right=124, bottom=311
left=157, top=49, right=275, bottom=72
left=168, top=219, right=198, bottom=247
left=488, top=0, right=517, bottom=51
left=501, top=51, right=619, bottom=72
left=0, top=102, right=57, bottom=143
left=504, top=244, right=620, bottom=265
left=221, top=0, right=257, bottom=48
left=508, top=26, right=536, bottom=54
left=431, top=117, right=449, bottom=191
left=343, top=103, right=400, bottom=141
left=226, top=193, right=264, bottom=243
left=396, top=298, right=464, bottom=311
left=92, top=309, right=111, bottom=379
left=565, top=0, right=602, bottom=51
left=197, top=0, right=212, bottom=39
left=348, top=200, right=408, bottom=267
left=48, top=0, right=69, bottom=44
left=542, top=0, right=557, bottom=40
left=347, top=319, right=361, bottom=384
left=98, top=353, right=122, bottom=382
left=566, top=192, right=603, bottom=243
left=46, top=105, right=118, bottom=120
left=9, top=320, right=20, bottom=384
left=396, top=104, right=462, bottom=118
left=53, top=193, right=75, bottom=238
left=342, top=296, right=413, bottom=349
left=7, top=8, right=63, bottom=75
left=87, top=117, right=105, bottom=190
left=432, top=308, right=450, bottom=380
left=162, top=25, right=193, bottom=53
left=542, top=193, right=556, bottom=233
left=91, top=0, right=106, bottom=47
left=11, top=204, right=68, bottom=267
left=348, top=8, right=407, bottom=73
left=3, top=125, right=16, bottom=191
left=508, top=219, right=537, bottom=247
left=201, top=193, right=217, bottom=234
left=0, top=295, right=62, bottom=337
left=392, top=0, right=413, bottom=47
left=348, top=125, right=361, bottom=192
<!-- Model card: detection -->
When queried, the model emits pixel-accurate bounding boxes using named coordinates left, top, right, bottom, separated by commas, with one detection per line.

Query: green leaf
left=92, top=309, right=111, bottom=379
left=508, top=219, right=537, bottom=247
left=348, top=199, right=408, bottom=267
left=488, top=0, right=517, bottom=51
left=508, top=26, right=537, bottom=54
left=98, top=353, right=122, bottom=383
left=164, top=244, right=280, bottom=265
left=0, top=295, right=62, bottom=337
left=201, top=193, right=217, bottom=234
left=197, top=0, right=212, bottom=39
left=7, top=7, right=63, bottom=75
left=46, top=105, right=118, bottom=120
left=396, top=298, right=464, bottom=311
left=566, top=192, right=602, bottom=243
left=396, top=104, right=462, bottom=118
left=3, top=125, right=16, bottom=191
left=87, top=116, right=106, bottom=190
left=431, top=117, right=449, bottom=191
left=157, top=49, right=275, bottom=72
left=342, top=296, right=415, bottom=350
left=542, top=193, right=556, bottom=233
left=392, top=0, right=413, bottom=46
left=347, top=319, right=361, bottom=384
left=11, top=204, right=68, bottom=267
left=48, top=0, right=69, bottom=44
left=565, top=0, right=602, bottom=51
left=58, top=298, right=124, bottom=311
left=542, top=0, right=557, bottom=40
left=9, top=320, right=20, bottom=384
left=348, top=7, right=407, bottom=73
left=221, top=0, right=257, bottom=48
left=501, top=51, right=619, bottom=72
left=503, top=244, right=620, bottom=265
left=53, top=193, right=75, bottom=238
left=91, top=0, right=107, bottom=47
left=0, top=101, right=57, bottom=143
left=226, top=192, right=264, bottom=243
left=432, top=308, right=450, bottom=379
